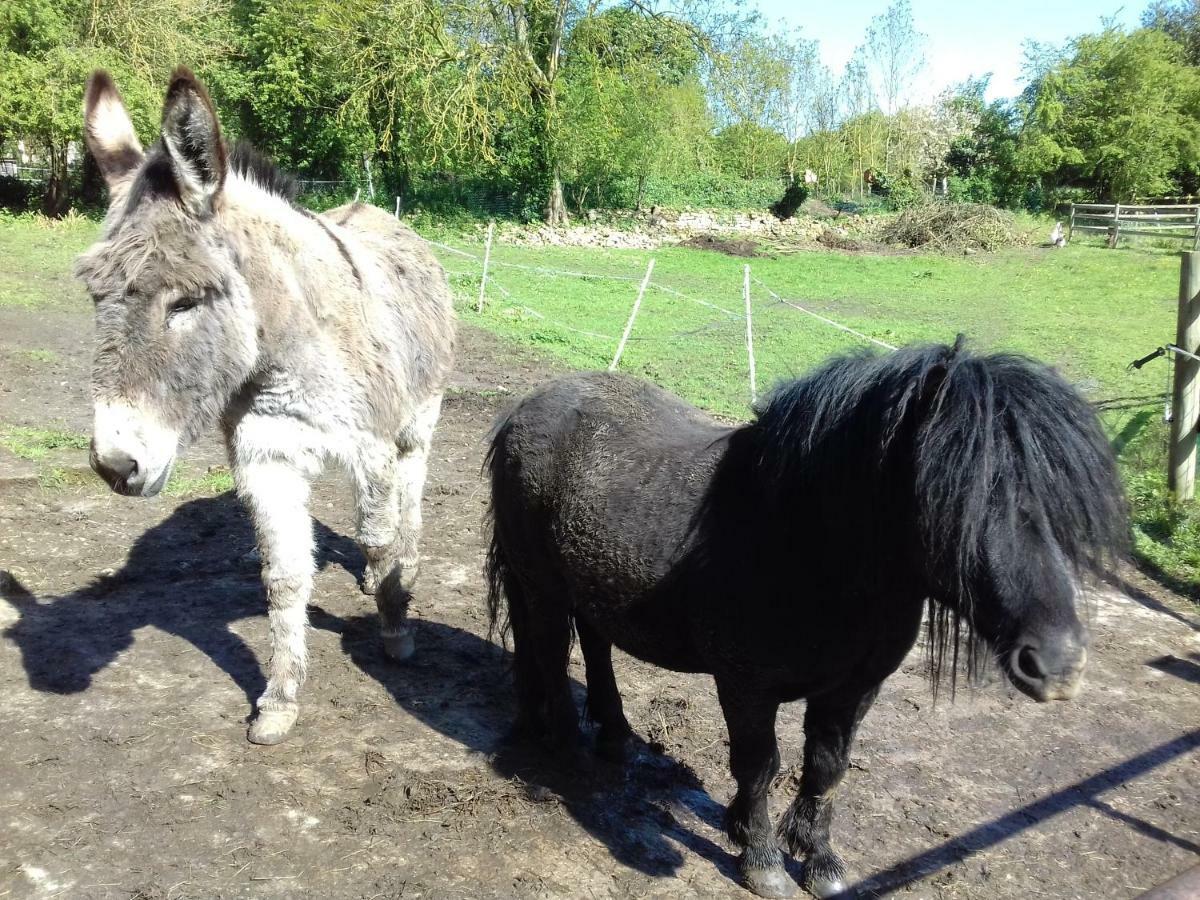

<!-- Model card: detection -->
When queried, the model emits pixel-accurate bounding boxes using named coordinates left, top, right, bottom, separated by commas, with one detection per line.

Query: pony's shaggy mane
left=752, top=340, right=1128, bottom=693
left=228, top=141, right=299, bottom=202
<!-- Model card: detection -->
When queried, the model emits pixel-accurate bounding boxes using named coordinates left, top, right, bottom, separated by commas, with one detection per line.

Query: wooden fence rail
left=1068, top=202, right=1200, bottom=248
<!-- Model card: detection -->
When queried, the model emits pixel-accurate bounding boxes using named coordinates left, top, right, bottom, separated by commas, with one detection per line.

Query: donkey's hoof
left=248, top=706, right=299, bottom=745
left=744, top=865, right=797, bottom=899
left=360, top=570, right=378, bottom=595
left=806, top=874, right=848, bottom=898
left=382, top=628, right=416, bottom=662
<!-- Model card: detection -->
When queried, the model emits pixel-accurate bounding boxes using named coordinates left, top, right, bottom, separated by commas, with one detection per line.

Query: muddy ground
left=1, top=309, right=1197, bottom=900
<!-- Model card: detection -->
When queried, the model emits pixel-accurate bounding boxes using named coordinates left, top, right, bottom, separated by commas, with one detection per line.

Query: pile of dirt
left=679, top=233, right=760, bottom=257
left=876, top=202, right=1030, bottom=252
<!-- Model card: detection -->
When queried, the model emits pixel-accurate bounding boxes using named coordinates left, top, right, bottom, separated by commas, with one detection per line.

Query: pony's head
left=75, top=68, right=260, bottom=496
left=754, top=341, right=1127, bottom=702
left=909, top=344, right=1127, bottom=701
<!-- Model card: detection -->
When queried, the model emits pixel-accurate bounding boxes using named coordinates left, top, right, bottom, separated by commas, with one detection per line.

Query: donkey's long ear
left=83, top=71, right=145, bottom=187
left=160, top=67, right=227, bottom=214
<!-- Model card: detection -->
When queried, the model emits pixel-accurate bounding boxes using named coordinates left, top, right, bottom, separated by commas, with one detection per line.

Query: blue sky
left=753, top=0, right=1143, bottom=100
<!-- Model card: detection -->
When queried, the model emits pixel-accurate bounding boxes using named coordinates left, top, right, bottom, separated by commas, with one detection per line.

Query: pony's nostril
left=1017, top=645, right=1047, bottom=682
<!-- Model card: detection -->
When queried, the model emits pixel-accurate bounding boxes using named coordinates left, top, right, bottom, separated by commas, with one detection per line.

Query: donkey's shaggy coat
left=77, top=68, right=455, bottom=744
left=486, top=343, right=1126, bottom=897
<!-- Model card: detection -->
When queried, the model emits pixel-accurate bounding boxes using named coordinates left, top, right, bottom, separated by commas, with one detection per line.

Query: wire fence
left=424, top=230, right=905, bottom=416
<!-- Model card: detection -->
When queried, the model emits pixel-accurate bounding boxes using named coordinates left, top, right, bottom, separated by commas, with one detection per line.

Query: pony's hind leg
left=777, top=687, right=880, bottom=899
left=716, top=679, right=795, bottom=899
left=506, top=576, right=579, bottom=751
left=236, top=456, right=316, bottom=745
left=577, top=619, right=633, bottom=761
left=355, top=395, right=441, bottom=661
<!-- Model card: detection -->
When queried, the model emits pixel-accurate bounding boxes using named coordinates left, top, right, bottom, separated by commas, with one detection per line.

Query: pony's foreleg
left=236, top=457, right=315, bottom=746
left=717, top=680, right=794, bottom=899
left=777, top=686, right=880, bottom=898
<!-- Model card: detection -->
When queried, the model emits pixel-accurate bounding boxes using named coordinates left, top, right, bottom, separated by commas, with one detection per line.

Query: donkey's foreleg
left=717, top=680, right=794, bottom=899
left=777, top=686, right=880, bottom=898
left=237, top=458, right=315, bottom=745
left=355, top=394, right=440, bottom=662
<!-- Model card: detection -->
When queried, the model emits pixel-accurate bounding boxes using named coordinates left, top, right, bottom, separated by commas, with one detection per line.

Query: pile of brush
left=877, top=203, right=1030, bottom=252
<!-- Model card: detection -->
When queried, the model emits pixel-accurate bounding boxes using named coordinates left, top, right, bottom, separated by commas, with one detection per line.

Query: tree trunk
left=42, top=142, right=70, bottom=218
left=545, top=170, right=568, bottom=226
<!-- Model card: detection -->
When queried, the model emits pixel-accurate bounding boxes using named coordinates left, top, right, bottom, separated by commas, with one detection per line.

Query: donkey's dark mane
left=749, top=342, right=1128, bottom=691
left=228, top=141, right=299, bottom=202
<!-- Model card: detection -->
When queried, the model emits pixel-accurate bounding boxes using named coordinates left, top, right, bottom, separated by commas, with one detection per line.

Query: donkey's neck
left=221, top=178, right=362, bottom=344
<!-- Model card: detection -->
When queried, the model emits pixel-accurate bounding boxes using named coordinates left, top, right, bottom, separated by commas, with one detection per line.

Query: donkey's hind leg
left=355, top=395, right=442, bottom=662
left=236, top=456, right=316, bottom=746
left=777, top=686, right=879, bottom=899
left=717, top=678, right=795, bottom=899
left=577, top=619, right=633, bottom=762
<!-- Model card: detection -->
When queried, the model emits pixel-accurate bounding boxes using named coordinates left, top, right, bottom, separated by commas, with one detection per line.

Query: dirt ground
left=1, top=308, right=1198, bottom=900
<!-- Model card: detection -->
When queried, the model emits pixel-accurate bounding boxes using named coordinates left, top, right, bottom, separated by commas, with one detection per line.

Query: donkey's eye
left=168, top=298, right=199, bottom=316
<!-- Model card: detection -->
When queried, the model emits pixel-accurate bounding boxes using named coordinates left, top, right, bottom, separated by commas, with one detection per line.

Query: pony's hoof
left=360, top=571, right=378, bottom=595
left=382, top=628, right=415, bottom=662
left=806, top=875, right=847, bottom=898
left=744, top=865, right=796, bottom=899
left=248, top=706, right=299, bottom=745
left=596, top=730, right=634, bottom=764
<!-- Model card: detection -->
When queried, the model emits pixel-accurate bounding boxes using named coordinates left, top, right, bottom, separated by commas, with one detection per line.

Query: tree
left=1020, top=27, right=1200, bottom=201
left=1143, top=0, right=1200, bottom=66
left=866, top=0, right=926, bottom=169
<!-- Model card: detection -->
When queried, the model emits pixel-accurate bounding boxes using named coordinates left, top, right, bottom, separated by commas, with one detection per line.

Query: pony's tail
left=483, top=411, right=518, bottom=646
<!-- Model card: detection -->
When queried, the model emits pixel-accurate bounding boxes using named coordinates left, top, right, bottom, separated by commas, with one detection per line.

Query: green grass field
left=2, top=211, right=1196, bottom=592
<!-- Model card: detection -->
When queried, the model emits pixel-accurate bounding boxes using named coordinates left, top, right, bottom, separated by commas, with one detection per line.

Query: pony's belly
left=576, top=594, right=710, bottom=674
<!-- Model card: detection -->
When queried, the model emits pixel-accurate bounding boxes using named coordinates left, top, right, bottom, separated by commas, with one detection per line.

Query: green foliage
left=1021, top=28, right=1200, bottom=201
left=713, top=123, right=788, bottom=180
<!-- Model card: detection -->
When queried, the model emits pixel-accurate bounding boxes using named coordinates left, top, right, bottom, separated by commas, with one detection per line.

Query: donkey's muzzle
left=90, top=439, right=155, bottom=496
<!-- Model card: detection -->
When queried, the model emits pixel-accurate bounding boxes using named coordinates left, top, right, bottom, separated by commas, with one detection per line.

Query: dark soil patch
left=680, top=233, right=761, bottom=257
left=1, top=308, right=1198, bottom=899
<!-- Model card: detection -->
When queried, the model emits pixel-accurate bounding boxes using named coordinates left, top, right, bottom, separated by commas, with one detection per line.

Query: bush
left=0, top=177, right=38, bottom=213
left=871, top=171, right=927, bottom=210
left=769, top=182, right=809, bottom=220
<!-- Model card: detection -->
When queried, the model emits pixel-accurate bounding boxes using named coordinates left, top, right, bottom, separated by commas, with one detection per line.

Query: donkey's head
left=75, top=69, right=257, bottom=496
left=911, top=348, right=1127, bottom=702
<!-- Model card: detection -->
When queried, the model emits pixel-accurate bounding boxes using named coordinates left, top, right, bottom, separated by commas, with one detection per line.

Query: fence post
left=476, top=221, right=495, bottom=314
left=1068, top=203, right=1076, bottom=243
left=743, top=264, right=757, bottom=404
left=353, top=188, right=361, bottom=204
left=395, top=196, right=401, bottom=219
left=1192, top=206, right=1200, bottom=252
left=609, top=258, right=655, bottom=371
left=1169, top=251, right=1200, bottom=500
left=1110, top=202, right=1121, bottom=249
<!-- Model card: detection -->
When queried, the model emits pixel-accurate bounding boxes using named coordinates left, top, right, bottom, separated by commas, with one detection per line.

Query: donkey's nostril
left=1016, top=645, right=1047, bottom=682
left=90, top=448, right=141, bottom=489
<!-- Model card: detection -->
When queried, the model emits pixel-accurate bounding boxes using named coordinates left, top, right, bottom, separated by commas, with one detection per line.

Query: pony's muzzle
left=1007, top=632, right=1088, bottom=701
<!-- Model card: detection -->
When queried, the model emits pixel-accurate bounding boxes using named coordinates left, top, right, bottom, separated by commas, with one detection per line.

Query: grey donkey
left=76, top=67, right=456, bottom=745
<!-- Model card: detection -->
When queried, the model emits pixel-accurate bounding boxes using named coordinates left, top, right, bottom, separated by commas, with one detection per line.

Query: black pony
left=485, top=341, right=1127, bottom=899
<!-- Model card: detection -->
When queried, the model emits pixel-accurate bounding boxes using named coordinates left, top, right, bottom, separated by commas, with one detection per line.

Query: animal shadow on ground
left=0, top=493, right=745, bottom=888
left=1, top=494, right=362, bottom=707
left=310, top=606, right=749, bottom=886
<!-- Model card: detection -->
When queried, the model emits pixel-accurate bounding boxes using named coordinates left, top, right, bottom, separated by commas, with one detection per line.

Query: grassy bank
left=3, top=211, right=1195, bottom=593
